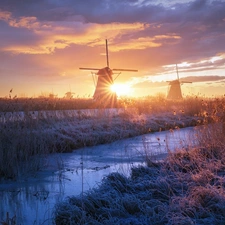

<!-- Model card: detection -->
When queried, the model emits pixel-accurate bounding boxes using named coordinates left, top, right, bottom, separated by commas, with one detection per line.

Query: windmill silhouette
left=167, top=64, right=192, bottom=100
left=64, top=85, right=75, bottom=99
left=80, top=39, right=138, bottom=107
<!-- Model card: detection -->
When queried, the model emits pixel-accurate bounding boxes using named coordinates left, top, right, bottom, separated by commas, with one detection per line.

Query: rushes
left=0, top=108, right=203, bottom=179
left=53, top=97, right=225, bottom=225
left=0, top=123, right=53, bottom=178
left=0, top=212, right=16, bottom=225
left=0, top=95, right=224, bottom=180
left=54, top=140, right=225, bottom=225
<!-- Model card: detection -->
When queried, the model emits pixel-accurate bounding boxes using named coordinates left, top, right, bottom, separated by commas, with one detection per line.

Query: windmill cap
left=97, top=67, right=113, bottom=76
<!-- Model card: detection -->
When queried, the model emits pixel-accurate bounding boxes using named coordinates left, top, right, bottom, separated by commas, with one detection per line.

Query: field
left=0, top=95, right=211, bottom=180
left=51, top=96, right=225, bottom=225
left=54, top=124, right=225, bottom=224
left=1, top=95, right=225, bottom=224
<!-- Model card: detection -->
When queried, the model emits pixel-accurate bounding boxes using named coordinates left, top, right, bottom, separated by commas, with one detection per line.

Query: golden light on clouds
left=210, top=55, right=223, bottom=63
left=0, top=9, right=153, bottom=54
left=1, top=10, right=181, bottom=55
left=111, top=37, right=161, bottom=51
left=0, top=0, right=225, bottom=99
left=0, top=10, right=11, bottom=20
left=2, top=45, right=48, bottom=54
left=110, top=34, right=181, bottom=51
left=0, top=10, right=47, bottom=30
left=87, top=23, right=148, bottom=43
left=162, top=53, right=225, bottom=75
left=8, top=17, right=41, bottom=29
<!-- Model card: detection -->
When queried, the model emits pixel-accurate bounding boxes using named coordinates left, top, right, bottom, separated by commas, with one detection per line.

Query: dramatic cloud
left=0, top=0, right=224, bottom=97
left=180, top=75, right=225, bottom=83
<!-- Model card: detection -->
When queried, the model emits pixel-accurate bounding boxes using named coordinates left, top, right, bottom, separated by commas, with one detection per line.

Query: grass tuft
left=53, top=95, right=225, bottom=224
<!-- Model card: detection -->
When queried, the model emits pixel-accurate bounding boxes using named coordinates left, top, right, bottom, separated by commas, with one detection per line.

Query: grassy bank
left=0, top=96, right=224, bottom=179
left=54, top=117, right=225, bottom=225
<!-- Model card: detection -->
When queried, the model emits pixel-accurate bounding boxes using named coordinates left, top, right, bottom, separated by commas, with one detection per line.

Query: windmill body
left=80, top=40, right=137, bottom=108
left=167, top=80, right=183, bottom=100
left=93, top=67, right=117, bottom=106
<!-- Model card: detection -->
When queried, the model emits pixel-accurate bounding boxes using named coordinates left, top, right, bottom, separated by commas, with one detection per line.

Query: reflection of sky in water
left=0, top=127, right=197, bottom=225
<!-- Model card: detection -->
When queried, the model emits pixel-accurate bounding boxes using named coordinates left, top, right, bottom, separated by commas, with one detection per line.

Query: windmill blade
left=79, top=67, right=100, bottom=71
left=113, top=72, right=121, bottom=82
left=181, top=81, right=192, bottom=83
left=106, top=39, right=109, bottom=68
left=112, top=68, right=138, bottom=72
left=176, top=64, right=180, bottom=80
left=112, top=68, right=137, bottom=81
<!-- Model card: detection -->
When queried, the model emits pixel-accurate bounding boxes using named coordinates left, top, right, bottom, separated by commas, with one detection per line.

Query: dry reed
left=54, top=96, right=225, bottom=225
left=0, top=96, right=223, bottom=180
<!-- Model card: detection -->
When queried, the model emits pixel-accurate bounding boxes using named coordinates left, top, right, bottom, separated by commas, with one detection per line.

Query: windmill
left=79, top=39, right=138, bottom=107
left=167, top=64, right=192, bottom=100
left=64, top=91, right=75, bottom=99
left=64, top=86, right=75, bottom=99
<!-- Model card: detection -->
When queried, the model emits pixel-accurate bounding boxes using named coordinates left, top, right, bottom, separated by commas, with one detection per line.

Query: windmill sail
left=79, top=39, right=138, bottom=107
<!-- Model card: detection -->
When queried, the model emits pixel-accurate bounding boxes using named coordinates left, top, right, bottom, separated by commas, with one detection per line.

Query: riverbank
left=2, top=95, right=221, bottom=180
left=54, top=123, right=225, bottom=225
left=0, top=108, right=203, bottom=180
left=0, top=126, right=198, bottom=225
left=1, top=96, right=225, bottom=224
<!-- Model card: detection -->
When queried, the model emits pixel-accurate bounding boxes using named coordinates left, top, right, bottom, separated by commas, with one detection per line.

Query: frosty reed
left=0, top=95, right=224, bottom=179
left=54, top=96, right=225, bottom=225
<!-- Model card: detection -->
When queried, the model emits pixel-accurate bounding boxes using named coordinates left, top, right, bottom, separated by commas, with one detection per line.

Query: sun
left=110, top=83, right=132, bottom=96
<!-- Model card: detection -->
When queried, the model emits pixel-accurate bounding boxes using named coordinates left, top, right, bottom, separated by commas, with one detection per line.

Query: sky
left=0, top=0, right=225, bottom=98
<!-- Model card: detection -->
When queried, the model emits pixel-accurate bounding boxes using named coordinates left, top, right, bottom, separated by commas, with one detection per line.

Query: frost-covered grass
left=1, top=95, right=224, bottom=179
left=0, top=109, right=202, bottom=179
left=54, top=123, right=225, bottom=225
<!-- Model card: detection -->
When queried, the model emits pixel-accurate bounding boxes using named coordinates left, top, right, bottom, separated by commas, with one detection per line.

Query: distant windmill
left=64, top=85, right=75, bottom=99
left=64, top=91, right=75, bottom=99
left=167, top=64, right=192, bottom=100
left=80, top=39, right=138, bottom=107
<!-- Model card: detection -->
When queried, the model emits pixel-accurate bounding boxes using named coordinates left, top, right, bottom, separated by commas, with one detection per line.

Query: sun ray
left=110, top=83, right=132, bottom=97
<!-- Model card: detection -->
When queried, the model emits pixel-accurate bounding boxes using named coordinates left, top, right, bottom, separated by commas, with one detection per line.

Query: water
left=0, top=126, right=197, bottom=224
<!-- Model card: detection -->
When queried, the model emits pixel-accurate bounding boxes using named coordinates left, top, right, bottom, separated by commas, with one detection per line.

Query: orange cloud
left=0, top=10, right=46, bottom=29
left=8, top=16, right=42, bottom=29
left=0, top=10, right=181, bottom=55
left=110, top=35, right=181, bottom=51
left=0, top=10, right=11, bottom=20
left=1, top=10, right=151, bottom=54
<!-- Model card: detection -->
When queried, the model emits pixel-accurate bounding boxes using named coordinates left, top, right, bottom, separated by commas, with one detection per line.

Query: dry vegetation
left=0, top=97, right=96, bottom=112
left=0, top=95, right=223, bottom=180
left=54, top=97, right=225, bottom=225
